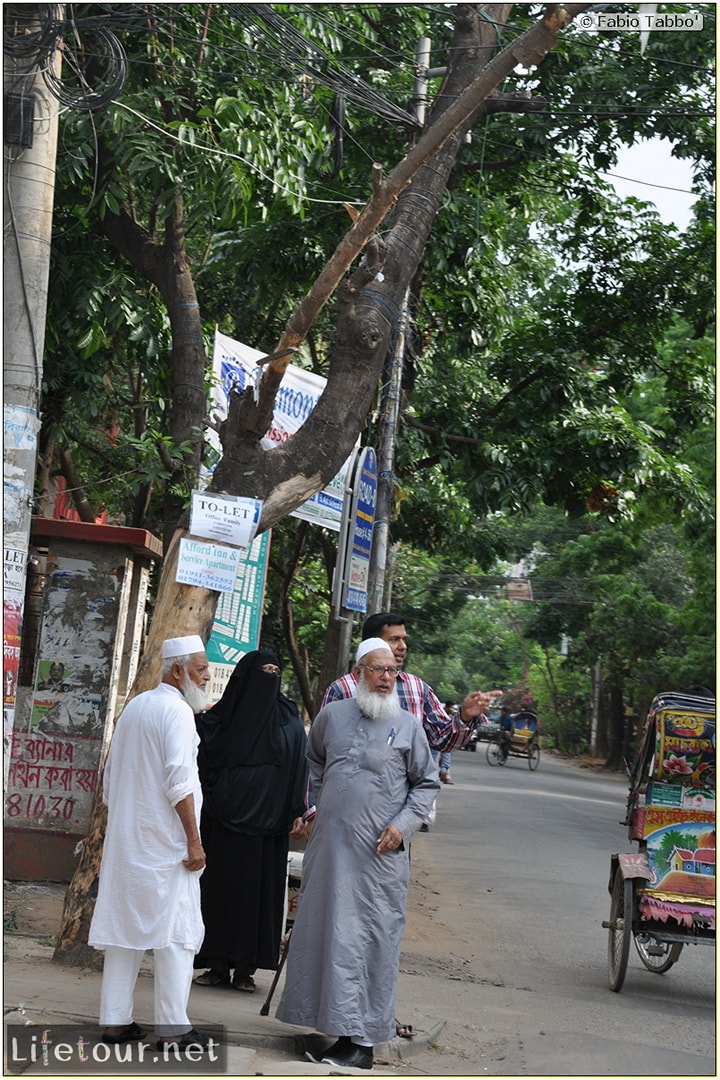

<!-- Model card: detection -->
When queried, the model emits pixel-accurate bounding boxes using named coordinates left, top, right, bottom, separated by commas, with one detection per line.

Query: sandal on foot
left=195, top=968, right=230, bottom=987
left=395, top=1019, right=414, bottom=1039
left=101, top=1022, right=146, bottom=1045
left=232, top=974, right=256, bottom=992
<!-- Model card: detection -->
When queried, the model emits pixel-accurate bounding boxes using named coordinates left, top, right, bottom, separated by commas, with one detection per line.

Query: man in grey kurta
left=276, top=638, right=440, bottom=1071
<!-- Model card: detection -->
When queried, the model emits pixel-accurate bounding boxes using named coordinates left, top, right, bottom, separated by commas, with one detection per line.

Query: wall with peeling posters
left=4, top=521, right=161, bottom=880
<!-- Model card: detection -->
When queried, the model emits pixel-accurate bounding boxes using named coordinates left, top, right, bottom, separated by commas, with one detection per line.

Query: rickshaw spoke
left=634, top=935, right=683, bottom=974
left=486, top=741, right=501, bottom=766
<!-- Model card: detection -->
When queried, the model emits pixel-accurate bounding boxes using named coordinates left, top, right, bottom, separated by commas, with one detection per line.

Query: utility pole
left=366, top=36, right=445, bottom=614
left=3, top=6, right=62, bottom=749
left=366, top=297, right=408, bottom=614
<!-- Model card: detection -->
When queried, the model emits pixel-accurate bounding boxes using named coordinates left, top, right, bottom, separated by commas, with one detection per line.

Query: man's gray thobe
left=275, top=697, right=440, bottom=1044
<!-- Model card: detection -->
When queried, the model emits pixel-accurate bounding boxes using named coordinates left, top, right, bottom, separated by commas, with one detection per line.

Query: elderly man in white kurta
left=276, top=638, right=440, bottom=1072
left=89, top=635, right=211, bottom=1051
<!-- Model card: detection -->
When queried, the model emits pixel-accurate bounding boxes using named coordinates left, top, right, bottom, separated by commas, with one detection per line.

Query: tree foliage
left=41, top=2, right=714, bottom=717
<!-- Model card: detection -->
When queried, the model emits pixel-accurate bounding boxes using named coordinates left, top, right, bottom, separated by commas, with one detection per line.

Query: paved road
left=399, top=747, right=716, bottom=1076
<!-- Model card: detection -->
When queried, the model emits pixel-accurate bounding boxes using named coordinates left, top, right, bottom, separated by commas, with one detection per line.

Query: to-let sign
left=190, top=492, right=262, bottom=548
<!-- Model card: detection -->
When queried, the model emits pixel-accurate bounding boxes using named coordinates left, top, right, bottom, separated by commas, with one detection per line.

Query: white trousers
left=99, top=943, right=195, bottom=1035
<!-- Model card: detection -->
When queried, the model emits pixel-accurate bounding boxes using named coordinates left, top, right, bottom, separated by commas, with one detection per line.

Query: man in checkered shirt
left=322, top=612, right=499, bottom=753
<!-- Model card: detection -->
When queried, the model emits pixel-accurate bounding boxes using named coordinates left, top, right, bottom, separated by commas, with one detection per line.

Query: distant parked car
left=462, top=708, right=502, bottom=750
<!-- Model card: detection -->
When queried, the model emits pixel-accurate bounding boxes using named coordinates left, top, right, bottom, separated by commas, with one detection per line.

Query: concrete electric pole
left=3, top=6, right=62, bottom=746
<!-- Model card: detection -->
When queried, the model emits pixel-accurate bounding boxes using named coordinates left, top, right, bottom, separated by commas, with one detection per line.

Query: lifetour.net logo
left=5, top=1025, right=226, bottom=1075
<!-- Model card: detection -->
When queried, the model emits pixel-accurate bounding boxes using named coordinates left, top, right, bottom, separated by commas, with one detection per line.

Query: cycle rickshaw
left=486, top=710, right=540, bottom=770
left=603, top=691, right=715, bottom=992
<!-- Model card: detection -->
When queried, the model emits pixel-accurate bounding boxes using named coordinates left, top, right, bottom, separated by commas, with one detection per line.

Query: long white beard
left=181, top=671, right=209, bottom=713
left=356, top=674, right=402, bottom=724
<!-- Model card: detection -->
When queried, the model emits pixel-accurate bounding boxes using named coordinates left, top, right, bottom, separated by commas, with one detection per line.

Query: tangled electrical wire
left=3, top=3, right=127, bottom=111
left=240, top=4, right=421, bottom=130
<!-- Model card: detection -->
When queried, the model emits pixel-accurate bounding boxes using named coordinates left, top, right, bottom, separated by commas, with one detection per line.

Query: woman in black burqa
left=194, top=649, right=309, bottom=991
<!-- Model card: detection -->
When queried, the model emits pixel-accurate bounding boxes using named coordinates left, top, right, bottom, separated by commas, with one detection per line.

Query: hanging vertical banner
left=205, top=530, right=271, bottom=705
left=341, top=447, right=377, bottom=613
left=208, top=331, right=355, bottom=531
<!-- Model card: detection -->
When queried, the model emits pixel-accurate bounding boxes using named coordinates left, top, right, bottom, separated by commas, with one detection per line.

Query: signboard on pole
left=176, top=537, right=241, bottom=593
left=190, top=491, right=262, bottom=548
left=338, top=447, right=377, bottom=614
left=205, top=529, right=271, bottom=704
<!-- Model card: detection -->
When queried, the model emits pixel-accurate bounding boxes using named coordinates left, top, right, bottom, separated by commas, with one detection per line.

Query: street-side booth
left=4, top=519, right=162, bottom=881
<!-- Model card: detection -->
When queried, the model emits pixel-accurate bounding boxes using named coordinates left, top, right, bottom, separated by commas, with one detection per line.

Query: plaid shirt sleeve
left=398, top=673, right=474, bottom=752
left=321, top=673, right=358, bottom=706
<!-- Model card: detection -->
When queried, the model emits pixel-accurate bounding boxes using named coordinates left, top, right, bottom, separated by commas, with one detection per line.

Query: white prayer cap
left=356, top=637, right=393, bottom=664
left=161, top=634, right=206, bottom=658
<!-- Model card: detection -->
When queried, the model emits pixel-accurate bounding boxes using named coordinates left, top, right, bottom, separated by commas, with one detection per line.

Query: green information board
left=206, top=530, right=271, bottom=704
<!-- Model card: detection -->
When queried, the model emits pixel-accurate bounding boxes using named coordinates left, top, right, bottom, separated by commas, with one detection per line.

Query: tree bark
left=98, top=188, right=206, bottom=548
left=52, top=789, right=106, bottom=968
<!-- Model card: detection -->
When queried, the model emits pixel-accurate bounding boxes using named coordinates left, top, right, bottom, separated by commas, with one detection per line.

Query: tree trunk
left=52, top=789, right=106, bottom=968
left=98, top=186, right=207, bottom=549
left=35, top=434, right=58, bottom=519
left=605, top=679, right=626, bottom=771
left=59, top=447, right=96, bottom=522
left=209, top=3, right=590, bottom=521
left=281, top=598, right=313, bottom=720
left=314, top=613, right=357, bottom=716
left=272, top=519, right=316, bottom=717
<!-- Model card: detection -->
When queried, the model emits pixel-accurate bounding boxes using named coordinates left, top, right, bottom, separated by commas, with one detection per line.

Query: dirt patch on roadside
left=4, top=880, right=66, bottom=943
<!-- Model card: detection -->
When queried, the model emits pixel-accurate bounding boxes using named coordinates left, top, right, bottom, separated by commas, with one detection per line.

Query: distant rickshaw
left=486, top=710, right=541, bottom=770
left=603, top=691, right=715, bottom=992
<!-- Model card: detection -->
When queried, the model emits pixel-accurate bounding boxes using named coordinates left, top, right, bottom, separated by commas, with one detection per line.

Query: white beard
left=181, top=671, right=209, bottom=713
left=356, top=674, right=402, bottom=724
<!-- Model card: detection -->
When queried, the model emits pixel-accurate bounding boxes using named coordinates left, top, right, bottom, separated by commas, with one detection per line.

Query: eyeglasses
left=363, top=664, right=399, bottom=677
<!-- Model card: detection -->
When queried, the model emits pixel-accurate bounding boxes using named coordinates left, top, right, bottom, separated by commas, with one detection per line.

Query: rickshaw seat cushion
left=511, top=730, right=534, bottom=746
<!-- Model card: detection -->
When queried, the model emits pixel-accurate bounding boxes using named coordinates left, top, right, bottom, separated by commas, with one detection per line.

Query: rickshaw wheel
left=634, top=936, right=683, bottom=973
left=528, top=744, right=540, bottom=770
left=607, top=872, right=633, bottom=992
left=486, top=741, right=504, bottom=766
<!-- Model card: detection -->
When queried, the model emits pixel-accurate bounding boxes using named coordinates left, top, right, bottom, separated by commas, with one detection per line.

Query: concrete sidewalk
left=4, top=934, right=443, bottom=1076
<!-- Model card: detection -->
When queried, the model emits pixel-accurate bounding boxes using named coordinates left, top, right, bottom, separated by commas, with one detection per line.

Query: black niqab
left=199, top=649, right=285, bottom=769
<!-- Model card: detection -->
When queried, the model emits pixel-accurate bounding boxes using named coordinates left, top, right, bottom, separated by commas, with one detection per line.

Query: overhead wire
left=105, top=8, right=708, bottom=214
left=7, top=4, right=710, bottom=224
left=53, top=5, right=710, bottom=164
left=4, top=3, right=128, bottom=110
left=232, top=4, right=421, bottom=128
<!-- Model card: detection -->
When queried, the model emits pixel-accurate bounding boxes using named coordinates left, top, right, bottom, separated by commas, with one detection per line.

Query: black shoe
left=156, top=1028, right=211, bottom=1053
left=321, top=1043, right=373, bottom=1071
left=419, top=823, right=430, bottom=832
left=305, top=1036, right=351, bottom=1064
left=101, top=1022, right=146, bottom=1045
